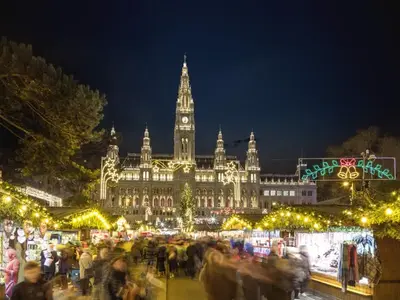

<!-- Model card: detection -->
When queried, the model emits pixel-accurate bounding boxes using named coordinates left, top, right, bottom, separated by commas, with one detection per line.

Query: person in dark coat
left=186, top=242, right=198, bottom=279
left=156, top=245, right=167, bottom=275
left=103, top=256, right=133, bottom=300
left=43, top=244, right=58, bottom=281
left=146, top=240, right=157, bottom=272
left=167, top=245, right=178, bottom=278
left=58, top=250, right=70, bottom=290
left=92, top=248, right=110, bottom=300
left=11, top=261, right=53, bottom=300
left=295, top=245, right=311, bottom=299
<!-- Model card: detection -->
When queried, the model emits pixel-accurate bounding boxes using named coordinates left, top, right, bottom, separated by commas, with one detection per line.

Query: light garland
left=255, top=207, right=334, bottom=232
left=221, top=214, right=253, bottom=230
left=0, top=182, right=54, bottom=227
left=70, top=209, right=111, bottom=230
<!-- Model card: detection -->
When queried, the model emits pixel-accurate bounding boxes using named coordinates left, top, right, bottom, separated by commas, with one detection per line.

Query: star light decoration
left=222, top=161, right=240, bottom=186
left=100, top=156, right=122, bottom=201
left=152, top=160, right=192, bottom=173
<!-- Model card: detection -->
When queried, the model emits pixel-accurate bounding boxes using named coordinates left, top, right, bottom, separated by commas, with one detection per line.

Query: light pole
left=222, top=161, right=242, bottom=207
left=100, top=156, right=121, bottom=206
left=360, top=149, right=376, bottom=191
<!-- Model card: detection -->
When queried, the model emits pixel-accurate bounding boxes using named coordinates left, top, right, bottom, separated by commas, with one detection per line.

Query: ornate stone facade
left=100, top=57, right=315, bottom=221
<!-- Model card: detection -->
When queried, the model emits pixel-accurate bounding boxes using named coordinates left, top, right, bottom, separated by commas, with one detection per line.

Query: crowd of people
left=6, top=235, right=311, bottom=300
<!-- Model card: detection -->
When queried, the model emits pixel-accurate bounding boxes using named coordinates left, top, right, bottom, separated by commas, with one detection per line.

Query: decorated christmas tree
left=180, top=183, right=196, bottom=232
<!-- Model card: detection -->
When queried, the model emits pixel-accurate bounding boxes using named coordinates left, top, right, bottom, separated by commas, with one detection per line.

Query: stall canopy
left=47, top=207, right=116, bottom=230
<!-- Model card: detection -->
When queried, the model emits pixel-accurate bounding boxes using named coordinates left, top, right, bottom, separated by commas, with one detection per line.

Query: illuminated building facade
left=101, top=57, right=316, bottom=221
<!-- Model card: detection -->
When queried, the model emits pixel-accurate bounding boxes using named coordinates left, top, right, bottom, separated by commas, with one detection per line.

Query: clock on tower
left=182, top=116, right=189, bottom=124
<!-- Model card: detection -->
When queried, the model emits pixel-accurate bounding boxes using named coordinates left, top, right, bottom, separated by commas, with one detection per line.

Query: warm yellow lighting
left=280, top=212, right=284, bottom=217
left=44, top=219, right=49, bottom=224
left=296, top=215, right=300, bottom=220
left=304, top=217, right=309, bottom=222
left=35, top=213, right=40, bottom=217
left=392, top=191, right=396, bottom=196
left=342, top=181, right=349, bottom=187
left=361, top=217, right=367, bottom=224
left=272, top=217, right=276, bottom=222
left=385, top=208, right=393, bottom=216
left=313, top=223, right=319, bottom=229
left=272, top=202, right=276, bottom=206
left=54, top=224, right=59, bottom=229
left=21, top=205, right=27, bottom=211
left=4, top=196, right=11, bottom=202
left=286, top=212, right=291, bottom=217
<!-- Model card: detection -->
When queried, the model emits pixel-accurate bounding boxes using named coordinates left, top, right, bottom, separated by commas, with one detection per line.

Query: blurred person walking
left=79, top=248, right=93, bottom=296
left=92, top=247, right=109, bottom=300
left=11, top=261, right=52, bottom=300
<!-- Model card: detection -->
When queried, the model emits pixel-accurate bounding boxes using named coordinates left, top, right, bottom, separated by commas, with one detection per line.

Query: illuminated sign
left=299, top=157, right=396, bottom=181
left=17, top=186, right=63, bottom=206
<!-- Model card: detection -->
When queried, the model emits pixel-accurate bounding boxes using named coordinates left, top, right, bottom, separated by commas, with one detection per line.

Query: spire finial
left=184, top=53, right=187, bottom=63
left=111, top=122, right=116, bottom=136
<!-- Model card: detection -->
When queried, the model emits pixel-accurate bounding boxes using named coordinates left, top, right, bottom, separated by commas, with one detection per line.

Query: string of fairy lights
left=0, top=182, right=112, bottom=230
left=2, top=180, right=399, bottom=238
left=222, top=190, right=400, bottom=239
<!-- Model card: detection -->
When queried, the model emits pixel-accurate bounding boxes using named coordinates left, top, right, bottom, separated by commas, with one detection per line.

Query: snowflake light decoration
left=153, top=165, right=160, bottom=173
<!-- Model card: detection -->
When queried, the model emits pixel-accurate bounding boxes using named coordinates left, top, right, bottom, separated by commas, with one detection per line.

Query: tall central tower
left=174, top=55, right=195, bottom=162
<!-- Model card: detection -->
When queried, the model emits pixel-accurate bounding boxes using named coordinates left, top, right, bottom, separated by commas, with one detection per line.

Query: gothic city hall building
left=100, top=58, right=317, bottom=222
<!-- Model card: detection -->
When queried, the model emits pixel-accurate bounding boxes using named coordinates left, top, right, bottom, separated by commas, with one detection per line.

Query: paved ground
left=165, top=277, right=329, bottom=300
left=166, top=277, right=206, bottom=300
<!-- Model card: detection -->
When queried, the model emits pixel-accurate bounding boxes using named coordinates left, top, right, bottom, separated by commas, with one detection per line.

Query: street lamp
left=222, top=161, right=243, bottom=208
left=361, top=149, right=376, bottom=191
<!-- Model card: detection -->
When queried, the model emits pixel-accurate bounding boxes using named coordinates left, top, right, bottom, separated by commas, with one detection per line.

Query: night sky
left=1, top=1, right=399, bottom=173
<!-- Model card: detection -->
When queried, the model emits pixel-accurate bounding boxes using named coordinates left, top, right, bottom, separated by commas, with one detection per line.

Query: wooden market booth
left=220, top=204, right=400, bottom=300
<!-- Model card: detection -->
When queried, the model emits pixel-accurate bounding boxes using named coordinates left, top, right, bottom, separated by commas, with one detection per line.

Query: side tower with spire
left=245, top=131, right=260, bottom=207
left=214, top=127, right=226, bottom=169
left=140, top=126, right=152, bottom=168
left=107, top=125, right=119, bottom=161
left=174, top=55, right=195, bottom=163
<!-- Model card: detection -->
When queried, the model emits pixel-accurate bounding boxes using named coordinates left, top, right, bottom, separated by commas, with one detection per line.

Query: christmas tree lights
left=179, top=183, right=196, bottom=232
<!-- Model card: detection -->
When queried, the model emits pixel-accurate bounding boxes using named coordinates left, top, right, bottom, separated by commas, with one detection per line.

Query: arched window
left=167, top=198, right=172, bottom=207
left=207, top=198, right=212, bottom=208
left=160, top=198, right=165, bottom=207
left=154, top=197, right=159, bottom=207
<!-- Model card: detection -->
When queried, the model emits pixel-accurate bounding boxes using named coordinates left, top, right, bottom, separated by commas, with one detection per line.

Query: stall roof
left=46, top=207, right=93, bottom=219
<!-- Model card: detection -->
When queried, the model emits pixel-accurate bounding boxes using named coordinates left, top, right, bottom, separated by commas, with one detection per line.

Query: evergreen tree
left=0, top=37, right=107, bottom=195
left=180, top=183, right=196, bottom=232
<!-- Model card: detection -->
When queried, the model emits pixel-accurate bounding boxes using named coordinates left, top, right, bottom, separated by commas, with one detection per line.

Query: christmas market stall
left=0, top=182, right=58, bottom=293
left=254, top=197, right=400, bottom=300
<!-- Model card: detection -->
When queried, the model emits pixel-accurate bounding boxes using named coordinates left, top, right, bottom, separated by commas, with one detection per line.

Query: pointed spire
left=248, top=131, right=256, bottom=150
left=143, top=126, right=150, bottom=146
left=141, top=125, right=152, bottom=166
left=177, top=55, right=193, bottom=109
left=111, top=123, right=116, bottom=137
left=109, top=123, right=117, bottom=145
left=214, top=127, right=226, bottom=169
